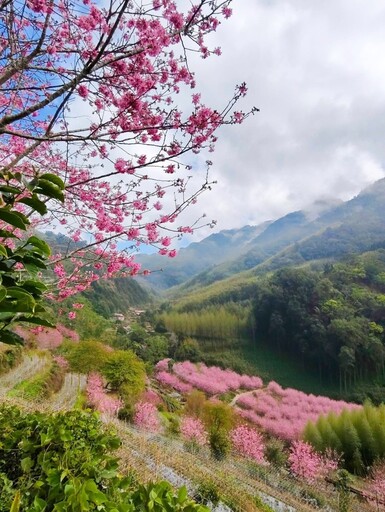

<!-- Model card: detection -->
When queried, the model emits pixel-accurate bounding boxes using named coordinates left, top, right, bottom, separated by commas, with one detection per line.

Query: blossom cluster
left=180, top=416, right=208, bottom=446
left=230, top=425, right=266, bottom=464
left=288, top=441, right=339, bottom=483
left=86, top=373, right=122, bottom=416
left=134, top=401, right=161, bottom=433
left=155, top=359, right=263, bottom=395
left=53, top=355, right=69, bottom=370
left=0, top=0, right=252, bottom=299
left=235, top=381, right=360, bottom=441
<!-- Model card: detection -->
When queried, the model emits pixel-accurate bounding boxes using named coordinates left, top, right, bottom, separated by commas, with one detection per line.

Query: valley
left=2, top=179, right=385, bottom=510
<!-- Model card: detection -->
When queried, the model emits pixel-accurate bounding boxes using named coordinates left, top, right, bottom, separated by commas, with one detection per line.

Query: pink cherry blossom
left=180, top=416, right=208, bottom=446
left=0, top=0, right=252, bottom=300
left=134, top=401, right=161, bottom=433
left=230, top=425, right=266, bottom=464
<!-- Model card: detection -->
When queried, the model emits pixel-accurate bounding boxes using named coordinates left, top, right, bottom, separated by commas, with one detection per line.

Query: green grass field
left=198, top=339, right=341, bottom=398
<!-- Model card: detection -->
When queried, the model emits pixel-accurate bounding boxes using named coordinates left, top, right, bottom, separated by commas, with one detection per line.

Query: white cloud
left=176, top=0, right=385, bottom=240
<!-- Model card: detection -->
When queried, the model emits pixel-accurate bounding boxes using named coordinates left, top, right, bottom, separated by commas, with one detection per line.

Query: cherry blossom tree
left=86, top=372, right=123, bottom=415
left=134, top=401, right=161, bottom=432
left=230, top=424, right=266, bottom=464
left=0, top=0, right=255, bottom=309
left=288, top=440, right=338, bottom=483
left=180, top=415, right=208, bottom=448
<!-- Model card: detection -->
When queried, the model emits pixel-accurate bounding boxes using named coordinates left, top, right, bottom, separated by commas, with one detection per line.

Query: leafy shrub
left=102, top=349, right=145, bottom=402
left=0, top=405, right=208, bottom=511
left=174, top=338, right=202, bottom=362
left=64, top=339, right=111, bottom=373
left=265, top=438, right=288, bottom=467
left=0, top=345, right=21, bottom=374
left=194, top=481, right=220, bottom=507
left=208, top=428, right=230, bottom=461
left=130, top=482, right=209, bottom=511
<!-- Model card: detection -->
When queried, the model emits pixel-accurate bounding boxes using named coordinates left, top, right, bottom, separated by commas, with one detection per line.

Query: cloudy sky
left=177, top=0, right=385, bottom=242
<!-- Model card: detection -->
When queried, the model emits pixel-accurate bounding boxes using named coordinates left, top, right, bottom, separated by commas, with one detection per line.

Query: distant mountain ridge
left=136, top=222, right=271, bottom=290
left=137, top=178, right=385, bottom=295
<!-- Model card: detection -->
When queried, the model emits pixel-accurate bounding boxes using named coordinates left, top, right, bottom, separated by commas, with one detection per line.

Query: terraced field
left=0, top=351, right=375, bottom=512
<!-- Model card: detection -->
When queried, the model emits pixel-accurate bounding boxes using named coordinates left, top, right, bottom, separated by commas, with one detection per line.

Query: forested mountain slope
left=166, top=178, right=385, bottom=297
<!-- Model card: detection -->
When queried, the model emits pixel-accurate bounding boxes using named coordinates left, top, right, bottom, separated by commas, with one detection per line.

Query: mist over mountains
left=137, top=178, right=385, bottom=293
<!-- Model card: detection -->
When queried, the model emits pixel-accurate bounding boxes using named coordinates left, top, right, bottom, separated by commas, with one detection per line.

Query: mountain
left=42, top=231, right=153, bottom=315
left=136, top=222, right=271, bottom=290
left=137, top=177, right=385, bottom=298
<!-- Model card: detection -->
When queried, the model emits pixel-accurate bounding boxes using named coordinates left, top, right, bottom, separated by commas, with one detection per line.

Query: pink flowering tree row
left=235, top=381, right=360, bottom=441
left=86, top=372, right=123, bottom=416
left=155, top=359, right=263, bottom=395
left=0, top=0, right=256, bottom=301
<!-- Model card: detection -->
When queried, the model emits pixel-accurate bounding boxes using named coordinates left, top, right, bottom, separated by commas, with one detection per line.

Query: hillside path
left=229, top=388, right=256, bottom=407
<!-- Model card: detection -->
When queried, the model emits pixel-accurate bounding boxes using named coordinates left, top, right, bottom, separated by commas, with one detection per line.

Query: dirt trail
left=229, top=388, right=256, bottom=406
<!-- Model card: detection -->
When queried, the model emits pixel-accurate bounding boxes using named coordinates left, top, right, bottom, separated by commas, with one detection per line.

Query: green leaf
left=19, top=195, right=48, bottom=215
left=22, top=280, right=48, bottom=296
left=0, top=286, right=6, bottom=302
left=0, top=244, right=8, bottom=258
left=21, top=456, right=34, bottom=472
left=0, top=330, right=23, bottom=345
left=40, top=173, right=65, bottom=190
left=32, top=496, right=47, bottom=512
left=0, top=229, right=18, bottom=239
left=27, top=236, right=51, bottom=257
left=0, top=185, right=21, bottom=194
left=35, top=179, right=65, bottom=202
left=6, top=286, right=35, bottom=300
left=9, top=491, right=21, bottom=512
left=23, top=255, right=47, bottom=269
left=0, top=209, right=29, bottom=230
left=17, top=315, right=55, bottom=328
left=178, top=487, right=188, bottom=503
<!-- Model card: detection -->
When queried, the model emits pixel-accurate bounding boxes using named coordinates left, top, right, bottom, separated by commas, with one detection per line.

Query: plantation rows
left=154, top=359, right=359, bottom=442
left=0, top=351, right=381, bottom=512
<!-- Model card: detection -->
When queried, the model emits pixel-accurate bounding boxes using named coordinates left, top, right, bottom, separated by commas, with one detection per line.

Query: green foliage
left=194, top=481, right=220, bottom=507
left=83, top=277, right=151, bottom=318
left=208, top=428, right=230, bottom=461
left=252, top=254, right=385, bottom=394
left=202, top=401, right=234, bottom=433
left=137, top=335, right=170, bottom=365
left=202, top=402, right=233, bottom=461
left=68, top=300, right=114, bottom=341
left=180, top=390, right=205, bottom=419
left=335, top=470, right=352, bottom=512
left=129, top=482, right=209, bottom=511
left=8, top=360, right=64, bottom=401
left=160, top=304, right=251, bottom=341
left=102, top=349, right=146, bottom=402
left=264, top=438, right=288, bottom=468
left=0, top=344, right=21, bottom=374
left=0, top=405, right=207, bottom=511
left=174, top=338, right=202, bottom=362
left=63, top=339, right=111, bottom=374
left=0, top=170, right=66, bottom=344
left=304, top=403, right=385, bottom=475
